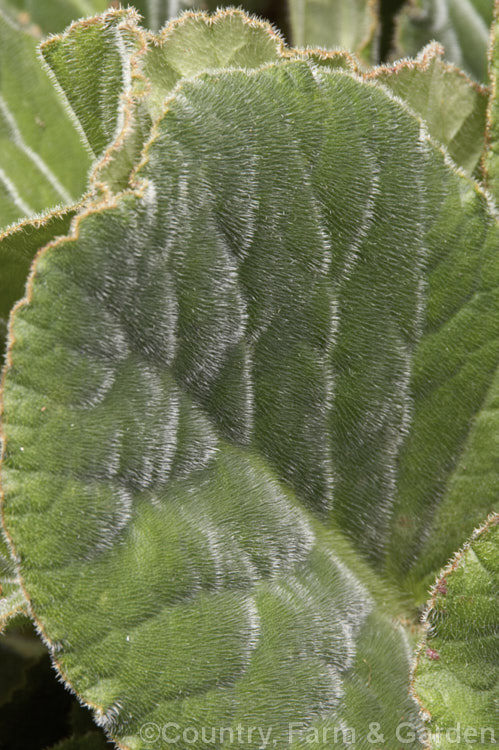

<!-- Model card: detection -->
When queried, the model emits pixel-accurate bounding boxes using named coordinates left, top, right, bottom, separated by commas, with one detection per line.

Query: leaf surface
left=0, top=53, right=435, bottom=748
left=142, top=10, right=283, bottom=119
left=1, top=11, right=499, bottom=750
left=396, top=0, right=492, bottom=82
left=0, top=11, right=91, bottom=229
left=0, top=206, right=77, bottom=362
left=414, top=515, right=499, bottom=749
left=40, top=9, right=145, bottom=160
left=288, top=0, right=378, bottom=61
left=370, top=44, right=488, bottom=177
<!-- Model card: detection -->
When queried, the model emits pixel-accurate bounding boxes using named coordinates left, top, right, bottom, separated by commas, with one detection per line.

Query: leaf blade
left=370, top=44, right=489, bottom=178
left=395, top=0, right=492, bottom=83
left=1, top=13, right=499, bottom=748
left=0, top=11, right=91, bottom=228
left=414, top=516, right=499, bottom=749
left=288, top=0, right=379, bottom=61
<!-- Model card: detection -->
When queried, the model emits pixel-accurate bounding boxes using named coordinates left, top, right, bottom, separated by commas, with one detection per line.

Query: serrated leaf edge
left=367, top=40, right=490, bottom=95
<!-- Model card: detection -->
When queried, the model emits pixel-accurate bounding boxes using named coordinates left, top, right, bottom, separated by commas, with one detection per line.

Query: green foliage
left=370, top=44, right=488, bottom=177
left=0, top=0, right=107, bottom=35
left=0, top=12, right=90, bottom=227
left=288, top=0, right=379, bottom=61
left=0, top=2, right=498, bottom=750
left=0, top=207, right=77, bottom=359
left=414, top=516, right=499, bottom=750
left=396, top=0, right=493, bottom=82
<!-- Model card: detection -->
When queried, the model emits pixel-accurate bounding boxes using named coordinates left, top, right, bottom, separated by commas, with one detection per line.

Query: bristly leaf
left=40, top=8, right=145, bottom=160
left=370, top=43, right=489, bottom=178
left=414, top=515, right=499, bottom=750
left=485, top=0, right=499, bottom=202
left=0, top=206, right=77, bottom=361
left=142, top=10, right=283, bottom=119
left=0, top=9, right=499, bottom=750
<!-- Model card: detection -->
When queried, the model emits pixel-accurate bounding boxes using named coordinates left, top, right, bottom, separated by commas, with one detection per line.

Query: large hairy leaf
left=1, top=9, right=499, bottom=750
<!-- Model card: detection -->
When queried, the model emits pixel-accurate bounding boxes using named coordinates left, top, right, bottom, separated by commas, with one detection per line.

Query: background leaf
left=132, top=0, right=280, bottom=31
left=0, top=207, right=77, bottom=361
left=44, top=735, right=112, bottom=750
left=0, top=11, right=91, bottom=229
left=395, top=0, right=493, bottom=83
left=0, top=0, right=108, bottom=35
left=370, top=43, right=488, bottom=177
left=288, top=0, right=379, bottom=61
left=0, top=621, right=111, bottom=750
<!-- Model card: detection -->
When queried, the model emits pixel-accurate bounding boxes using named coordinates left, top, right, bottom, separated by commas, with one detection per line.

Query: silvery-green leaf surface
left=0, top=9, right=499, bottom=750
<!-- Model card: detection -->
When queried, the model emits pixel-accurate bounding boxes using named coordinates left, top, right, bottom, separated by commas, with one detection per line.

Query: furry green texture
left=0, top=8, right=498, bottom=750
left=414, top=517, right=499, bottom=750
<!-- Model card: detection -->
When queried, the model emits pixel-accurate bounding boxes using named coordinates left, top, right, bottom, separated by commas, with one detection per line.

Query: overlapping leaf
left=414, top=516, right=499, bottom=750
left=370, top=44, right=488, bottom=177
left=40, top=10, right=146, bottom=160
left=0, top=207, right=76, bottom=360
